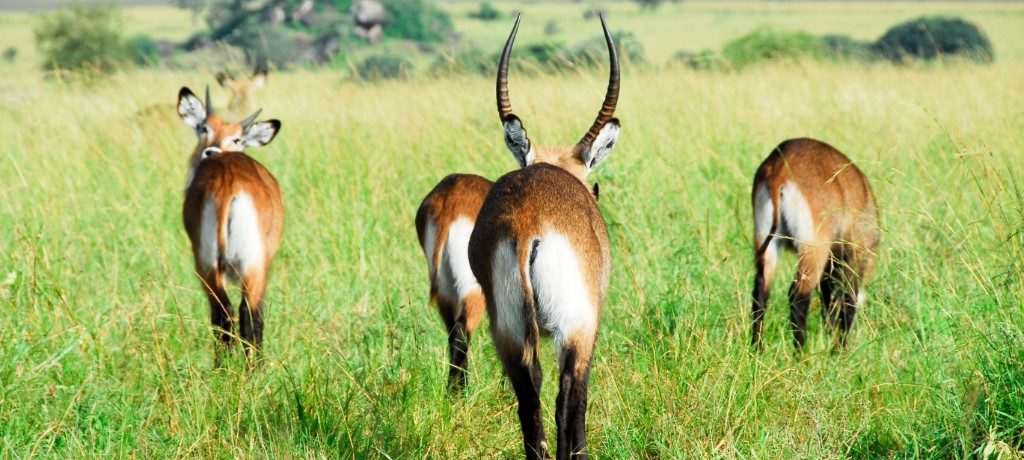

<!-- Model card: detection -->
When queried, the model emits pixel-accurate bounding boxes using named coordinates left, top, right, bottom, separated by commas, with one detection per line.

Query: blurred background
left=0, top=0, right=1019, bottom=79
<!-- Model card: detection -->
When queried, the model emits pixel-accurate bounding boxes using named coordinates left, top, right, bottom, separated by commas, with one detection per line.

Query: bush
left=672, top=49, right=724, bottom=71
left=821, top=34, right=877, bottom=61
left=357, top=54, right=413, bottom=80
left=429, top=47, right=491, bottom=76
left=34, top=3, right=128, bottom=74
left=125, top=34, right=161, bottom=66
left=470, top=2, right=501, bottom=21
left=564, top=31, right=645, bottom=68
left=874, top=16, right=994, bottom=63
left=381, top=0, right=453, bottom=44
left=721, top=27, right=825, bottom=69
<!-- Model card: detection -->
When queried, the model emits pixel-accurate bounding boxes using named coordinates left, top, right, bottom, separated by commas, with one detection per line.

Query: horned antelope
left=216, top=63, right=268, bottom=114
left=415, top=174, right=493, bottom=391
left=467, top=14, right=620, bottom=460
left=751, top=138, right=879, bottom=352
left=177, top=86, right=283, bottom=362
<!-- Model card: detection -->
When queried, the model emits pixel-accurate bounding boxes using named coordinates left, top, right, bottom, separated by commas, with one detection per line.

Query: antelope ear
left=581, top=118, right=620, bottom=171
left=503, top=114, right=534, bottom=168
left=242, top=120, right=281, bottom=147
left=177, top=87, right=206, bottom=129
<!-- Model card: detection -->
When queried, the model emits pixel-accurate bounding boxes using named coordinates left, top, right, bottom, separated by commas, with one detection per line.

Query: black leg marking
left=447, top=317, right=469, bottom=393
left=556, top=347, right=591, bottom=459
left=239, top=297, right=264, bottom=360
left=503, top=347, right=548, bottom=460
left=206, top=282, right=234, bottom=367
left=789, top=281, right=811, bottom=350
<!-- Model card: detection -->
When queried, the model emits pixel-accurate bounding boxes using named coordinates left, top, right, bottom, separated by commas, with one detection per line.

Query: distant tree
left=874, top=16, right=993, bottom=63
left=34, top=3, right=128, bottom=74
left=470, top=2, right=501, bottom=21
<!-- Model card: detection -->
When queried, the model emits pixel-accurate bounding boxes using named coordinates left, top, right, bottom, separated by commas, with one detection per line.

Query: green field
left=2, top=1, right=1024, bottom=458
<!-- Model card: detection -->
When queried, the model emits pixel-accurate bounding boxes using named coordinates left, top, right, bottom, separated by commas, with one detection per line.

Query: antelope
left=177, top=86, right=283, bottom=362
left=751, top=138, right=879, bottom=352
left=467, top=14, right=620, bottom=460
left=216, top=63, right=268, bottom=114
left=415, top=174, right=493, bottom=391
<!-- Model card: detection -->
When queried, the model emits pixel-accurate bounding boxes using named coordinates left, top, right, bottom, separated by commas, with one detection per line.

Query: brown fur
left=751, top=137, right=879, bottom=351
left=183, top=151, right=284, bottom=362
left=178, top=86, right=282, bottom=363
left=472, top=14, right=620, bottom=459
left=415, top=173, right=492, bottom=390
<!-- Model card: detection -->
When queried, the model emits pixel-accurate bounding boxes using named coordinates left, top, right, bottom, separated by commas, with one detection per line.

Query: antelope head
left=177, top=86, right=280, bottom=163
left=496, top=14, right=621, bottom=186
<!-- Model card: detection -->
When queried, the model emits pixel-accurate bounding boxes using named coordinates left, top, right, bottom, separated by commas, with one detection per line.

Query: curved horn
left=240, top=108, right=262, bottom=129
left=204, top=85, right=214, bottom=115
left=496, top=14, right=521, bottom=122
left=577, top=14, right=620, bottom=149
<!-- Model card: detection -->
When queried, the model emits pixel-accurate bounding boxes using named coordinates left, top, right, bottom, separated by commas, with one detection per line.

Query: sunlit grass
left=1, top=59, right=1022, bottom=456
left=1, top=1, right=1024, bottom=457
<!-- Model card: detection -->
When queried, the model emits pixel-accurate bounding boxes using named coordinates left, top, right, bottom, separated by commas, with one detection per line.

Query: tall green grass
left=1, top=59, right=1022, bottom=456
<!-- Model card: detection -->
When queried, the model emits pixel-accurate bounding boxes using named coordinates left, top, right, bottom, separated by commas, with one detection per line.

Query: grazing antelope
left=415, top=174, right=493, bottom=391
left=751, top=138, right=879, bottom=352
left=216, top=63, right=268, bottom=114
left=177, top=86, right=283, bottom=362
left=467, top=14, right=620, bottom=460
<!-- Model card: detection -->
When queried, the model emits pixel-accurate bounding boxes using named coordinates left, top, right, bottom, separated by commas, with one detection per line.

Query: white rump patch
left=531, top=232, right=597, bottom=348
left=437, top=217, right=480, bottom=309
left=197, top=198, right=219, bottom=273
left=753, top=183, right=774, bottom=248
left=421, top=218, right=438, bottom=280
left=223, top=192, right=264, bottom=280
left=780, top=181, right=815, bottom=250
left=492, top=238, right=526, bottom=346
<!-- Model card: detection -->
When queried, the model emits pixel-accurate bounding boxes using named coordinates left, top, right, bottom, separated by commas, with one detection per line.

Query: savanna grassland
left=1, top=1, right=1024, bottom=458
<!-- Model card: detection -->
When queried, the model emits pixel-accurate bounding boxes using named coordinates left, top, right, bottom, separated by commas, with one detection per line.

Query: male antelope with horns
left=751, top=138, right=879, bottom=352
left=468, top=14, right=620, bottom=459
left=177, top=86, right=283, bottom=362
left=415, top=173, right=492, bottom=391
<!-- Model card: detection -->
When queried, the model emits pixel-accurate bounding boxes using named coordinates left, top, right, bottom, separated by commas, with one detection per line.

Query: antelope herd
left=175, top=13, right=879, bottom=459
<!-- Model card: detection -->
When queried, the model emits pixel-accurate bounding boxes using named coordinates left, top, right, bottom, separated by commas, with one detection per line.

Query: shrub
left=357, top=54, right=413, bottom=80
left=821, top=34, right=877, bottom=61
left=721, top=27, right=825, bottom=69
left=125, top=34, right=161, bottom=66
left=564, top=31, right=645, bottom=68
left=2, top=47, right=17, bottom=62
left=470, top=2, right=501, bottom=21
left=874, top=16, right=993, bottom=63
left=428, top=47, right=491, bottom=76
left=672, top=49, right=724, bottom=71
left=381, top=0, right=453, bottom=43
left=34, top=3, right=128, bottom=74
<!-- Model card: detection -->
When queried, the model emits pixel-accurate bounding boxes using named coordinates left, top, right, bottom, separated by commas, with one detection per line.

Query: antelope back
left=416, top=174, right=493, bottom=300
left=753, top=138, right=878, bottom=248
